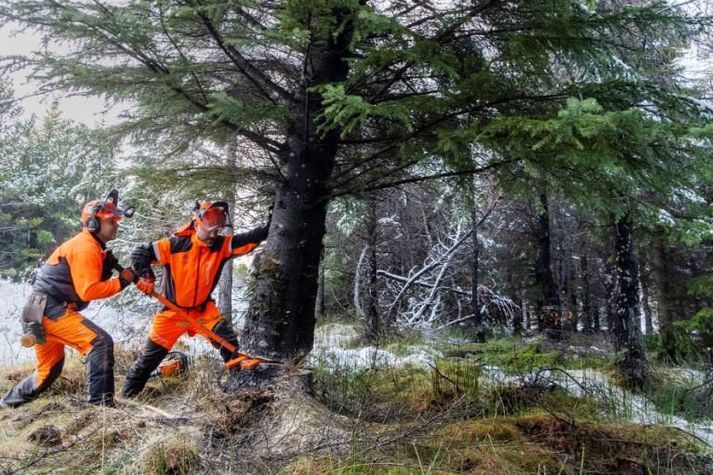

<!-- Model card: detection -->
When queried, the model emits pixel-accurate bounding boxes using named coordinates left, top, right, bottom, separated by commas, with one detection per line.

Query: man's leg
left=122, top=310, right=182, bottom=397
left=81, top=319, right=115, bottom=405
left=46, top=309, right=115, bottom=406
left=1, top=337, right=64, bottom=408
left=197, top=302, right=240, bottom=362
left=209, top=318, right=240, bottom=363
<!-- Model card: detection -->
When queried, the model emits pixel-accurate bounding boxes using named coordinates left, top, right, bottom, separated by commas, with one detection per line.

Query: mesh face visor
left=197, top=205, right=227, bottom=231
left=97, top=202, right=135, bottom=222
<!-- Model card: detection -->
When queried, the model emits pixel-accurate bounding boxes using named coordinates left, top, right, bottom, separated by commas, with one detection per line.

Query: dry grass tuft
left=136, top=435, right=200, bottom=475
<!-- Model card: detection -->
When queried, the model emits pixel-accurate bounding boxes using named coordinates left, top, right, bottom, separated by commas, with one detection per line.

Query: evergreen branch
left=193, top=3, right=291, bottom=104
left=327, top=158, right=516, bottom=200
left=330, top=91, right=565, bottom=186
left=157, top=3, right=209, bottom=104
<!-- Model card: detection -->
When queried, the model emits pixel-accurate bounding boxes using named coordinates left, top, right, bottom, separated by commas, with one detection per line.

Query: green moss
left=457, top=338, right=564, bottom=374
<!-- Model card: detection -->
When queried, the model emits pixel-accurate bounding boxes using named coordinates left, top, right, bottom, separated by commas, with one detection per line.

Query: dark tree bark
left=218, top=137, right=238, bottom=324
left=593, top=306, right=601, bottom=332
left=512, top=291, right=524, bottom=336
left=581, top=253, right=593, bottom=333
left=363, top=200, right=380, bottom=344
left=471, top=198, right=486, bottom=342
left=611, top=214, right=647, bottom=388
left=555, top=210, right=576, bottom=333
left=315, top=260, right=325, bottom=320
left=242, top=8, right=354, bottom=359
left=653, top=239, right=677, bottom=361
left=534, top=192, right=562, bottom=339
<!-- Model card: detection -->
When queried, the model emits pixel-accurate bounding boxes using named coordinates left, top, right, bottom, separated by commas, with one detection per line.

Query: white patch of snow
left=658, top=209, right=676, bottom=226
left=675, top=187, right=707, bottom=205
left=500, top=367, right=713, bottom=446
left=308, top=346, right=442, bottom=370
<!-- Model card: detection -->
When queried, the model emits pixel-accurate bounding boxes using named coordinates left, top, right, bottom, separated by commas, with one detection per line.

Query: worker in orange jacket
left=122, top=201, right=269, bottom=397
left=1, top=191, right=136, bottom=408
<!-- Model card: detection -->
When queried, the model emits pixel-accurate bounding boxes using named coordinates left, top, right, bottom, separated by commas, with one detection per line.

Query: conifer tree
left=1, top=0, right=706, bottom=360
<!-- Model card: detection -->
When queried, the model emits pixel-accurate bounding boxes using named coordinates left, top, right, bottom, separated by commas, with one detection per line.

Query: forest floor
left=0, top=326, right=712, bottom=474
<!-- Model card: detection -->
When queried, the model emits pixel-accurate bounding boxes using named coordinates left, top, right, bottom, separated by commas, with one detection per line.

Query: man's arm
left=69, top=248, right=122, bottom=301
left=231, top=224, right=269, bottom=256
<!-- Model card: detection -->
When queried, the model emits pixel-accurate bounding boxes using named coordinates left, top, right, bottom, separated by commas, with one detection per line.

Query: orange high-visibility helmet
left=193, top=201, right=230, bottom=232
left=82, top=189, right=134, bottom=232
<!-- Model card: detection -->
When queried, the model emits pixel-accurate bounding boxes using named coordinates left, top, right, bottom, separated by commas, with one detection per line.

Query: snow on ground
left=313, top=323, right=359, bottom=348
left=310, top=324, right=713, bottom=446
left=2, top=281, right=711, bottom=445
left=476, top=365, right=713, bottom=446
left=310, top=323, right=442, bottom=370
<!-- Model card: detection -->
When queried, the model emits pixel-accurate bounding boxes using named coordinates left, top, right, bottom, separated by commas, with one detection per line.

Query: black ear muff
left=86, top=189, right=118, bottom=233
left=86, top=203, right=102, bottom=233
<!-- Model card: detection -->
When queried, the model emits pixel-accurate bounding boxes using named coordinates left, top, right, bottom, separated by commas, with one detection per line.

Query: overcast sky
left=0, top=23, right=123, bottom=125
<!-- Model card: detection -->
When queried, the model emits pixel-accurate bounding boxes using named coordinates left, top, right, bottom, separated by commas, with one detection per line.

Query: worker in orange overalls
left=122, top=201, right=269, bottom=397
left=1, top=190, right=136, bottom=408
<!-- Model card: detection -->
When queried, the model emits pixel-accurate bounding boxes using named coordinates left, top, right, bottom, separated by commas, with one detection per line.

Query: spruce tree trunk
left=363, top=201, right=380, bottom=344
left=534, top=192, right=561, bottom=339
left=581, top=253, right=592, bottom=333
left=315, top=261, right=325, bottom=320
left=612, top=215, right=646, bottom=388
left=241, top=9, right=352, bottom=360
left=654, top=239, right=677, bottom=361
left=218, top=137, right=237, bottom=323
left=555, top=214, right=575, bottom=333
left=471, top=199, right=486, bottom=342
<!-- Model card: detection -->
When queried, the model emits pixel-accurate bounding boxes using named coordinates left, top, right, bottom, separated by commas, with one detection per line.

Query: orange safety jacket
left=131, top=226, right=268, bottom=310
left=33, top=228, right=123, bottom=318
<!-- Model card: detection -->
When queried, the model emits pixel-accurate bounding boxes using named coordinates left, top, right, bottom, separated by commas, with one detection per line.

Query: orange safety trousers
left=1, top=308, right=115, bottom=407
left=37, top=308, right=101, bottom=373
left=148, top=300, right=224, bottom=350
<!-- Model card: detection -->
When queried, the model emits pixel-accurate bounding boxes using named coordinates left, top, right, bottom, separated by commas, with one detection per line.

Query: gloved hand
left=135, top=276, right=155, bottom=295
left=118, top=268, right=137, bottom=289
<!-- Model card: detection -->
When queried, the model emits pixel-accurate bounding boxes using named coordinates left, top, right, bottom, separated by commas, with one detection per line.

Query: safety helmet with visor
left=82, top=189, right=135, bottom=232
left=193, top=201, right=230, bottom=232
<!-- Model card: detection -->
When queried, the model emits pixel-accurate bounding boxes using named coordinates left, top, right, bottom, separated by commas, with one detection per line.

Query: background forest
left=1, top=0, right=713, bottom=473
